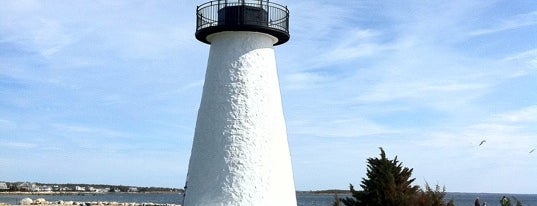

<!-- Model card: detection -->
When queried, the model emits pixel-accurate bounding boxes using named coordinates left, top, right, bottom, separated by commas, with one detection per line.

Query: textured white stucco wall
left=183, top=31, right=297, bottom=206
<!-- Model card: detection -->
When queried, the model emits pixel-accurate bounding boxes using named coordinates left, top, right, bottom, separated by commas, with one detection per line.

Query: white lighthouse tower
left=183, top=0, right=296, bottom=206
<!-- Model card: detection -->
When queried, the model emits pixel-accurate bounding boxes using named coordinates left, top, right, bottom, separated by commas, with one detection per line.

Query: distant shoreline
left=0, top=191, right=180, bottom=196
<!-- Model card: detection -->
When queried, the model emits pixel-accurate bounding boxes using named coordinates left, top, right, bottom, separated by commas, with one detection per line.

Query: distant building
left=18, top=182, right=38, bottom=192
left=75, top=186, right=86, bottom=191
left=39, top=186, right=52, bottom=192
left=0, top=182, right=9, bottom=190
left=94, top=188, right=110, bottom=193
left=128, top=187, right=138, bottom=192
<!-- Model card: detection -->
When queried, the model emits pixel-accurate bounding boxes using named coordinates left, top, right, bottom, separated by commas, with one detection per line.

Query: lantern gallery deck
left=195, top=0, right=290, bottom=45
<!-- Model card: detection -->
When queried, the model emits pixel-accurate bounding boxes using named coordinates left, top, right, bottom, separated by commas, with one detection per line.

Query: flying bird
left=530, top=148, right=535, bottom=154
left=479, top=139, right=486, bottom=146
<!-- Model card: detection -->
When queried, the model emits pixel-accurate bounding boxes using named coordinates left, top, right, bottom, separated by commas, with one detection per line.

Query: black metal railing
left=196, top=0, right=289, bottom=35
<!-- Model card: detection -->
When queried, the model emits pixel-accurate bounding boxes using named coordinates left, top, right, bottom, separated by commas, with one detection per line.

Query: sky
left=1, top=0, right=536, bottom=194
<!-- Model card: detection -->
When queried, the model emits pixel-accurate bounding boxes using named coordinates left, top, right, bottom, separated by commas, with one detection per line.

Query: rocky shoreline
left=0, top=197, right=181, bottom=206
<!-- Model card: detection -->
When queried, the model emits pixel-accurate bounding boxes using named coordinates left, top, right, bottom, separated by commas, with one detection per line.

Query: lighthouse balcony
left=196, top=0, right=290, bottom=45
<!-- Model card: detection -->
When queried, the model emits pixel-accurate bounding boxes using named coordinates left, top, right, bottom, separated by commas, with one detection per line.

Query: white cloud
left=289, top=117, right=390, bottom=138
left=488, top=105, right=537, bottom=128
left=2, top=0, right=42, bottom=11
left=469, top=11, right=537, bottom=36
left=0, top=118, right=16, bottom=130
left=288, top=1, right=357, bottom=42
left=282, top=72, right=329, bottom=91
left=320, top=29, right=385, bottom=63
left=0, top=141, right=38, bottom=149
left=32, top=19, right=73, bottom=56
left=355, top=80, right=488, bottom=104
left=421, top=105, right=537, bottom=152
left=504, top=49, right=537, bottom=75
left=0, top=6, right=72, bottom=57
left=51, top=123, right=128, bottom=139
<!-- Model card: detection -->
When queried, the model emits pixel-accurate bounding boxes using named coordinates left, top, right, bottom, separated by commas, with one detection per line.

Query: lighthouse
left=183, top=0, right=296, bottom=206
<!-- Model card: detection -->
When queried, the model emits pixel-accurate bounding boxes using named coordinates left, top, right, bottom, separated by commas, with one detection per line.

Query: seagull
left=530, top=148, right=535, bottom=154
left=479, top=139, right=486, bottom=146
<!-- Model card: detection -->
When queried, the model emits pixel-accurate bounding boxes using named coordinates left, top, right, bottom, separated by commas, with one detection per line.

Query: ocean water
left=1, top=192, right=536, bottom=205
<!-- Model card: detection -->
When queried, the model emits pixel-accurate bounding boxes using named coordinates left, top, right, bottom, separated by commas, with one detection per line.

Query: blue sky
left=1, top=0, right=536, bottom=194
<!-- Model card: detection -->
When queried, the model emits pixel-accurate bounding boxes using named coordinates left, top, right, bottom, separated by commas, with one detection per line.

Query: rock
left=34, top=198, right=47, bottom=204
left=20, top=198, right=33, bottom=205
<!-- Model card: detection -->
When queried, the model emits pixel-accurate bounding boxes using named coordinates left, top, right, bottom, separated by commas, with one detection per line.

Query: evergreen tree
left=340, top=147, right=419, bottom=206
left=415, top=182, right=448, bottom=206
left=340, top=184, right=364, bottom=206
